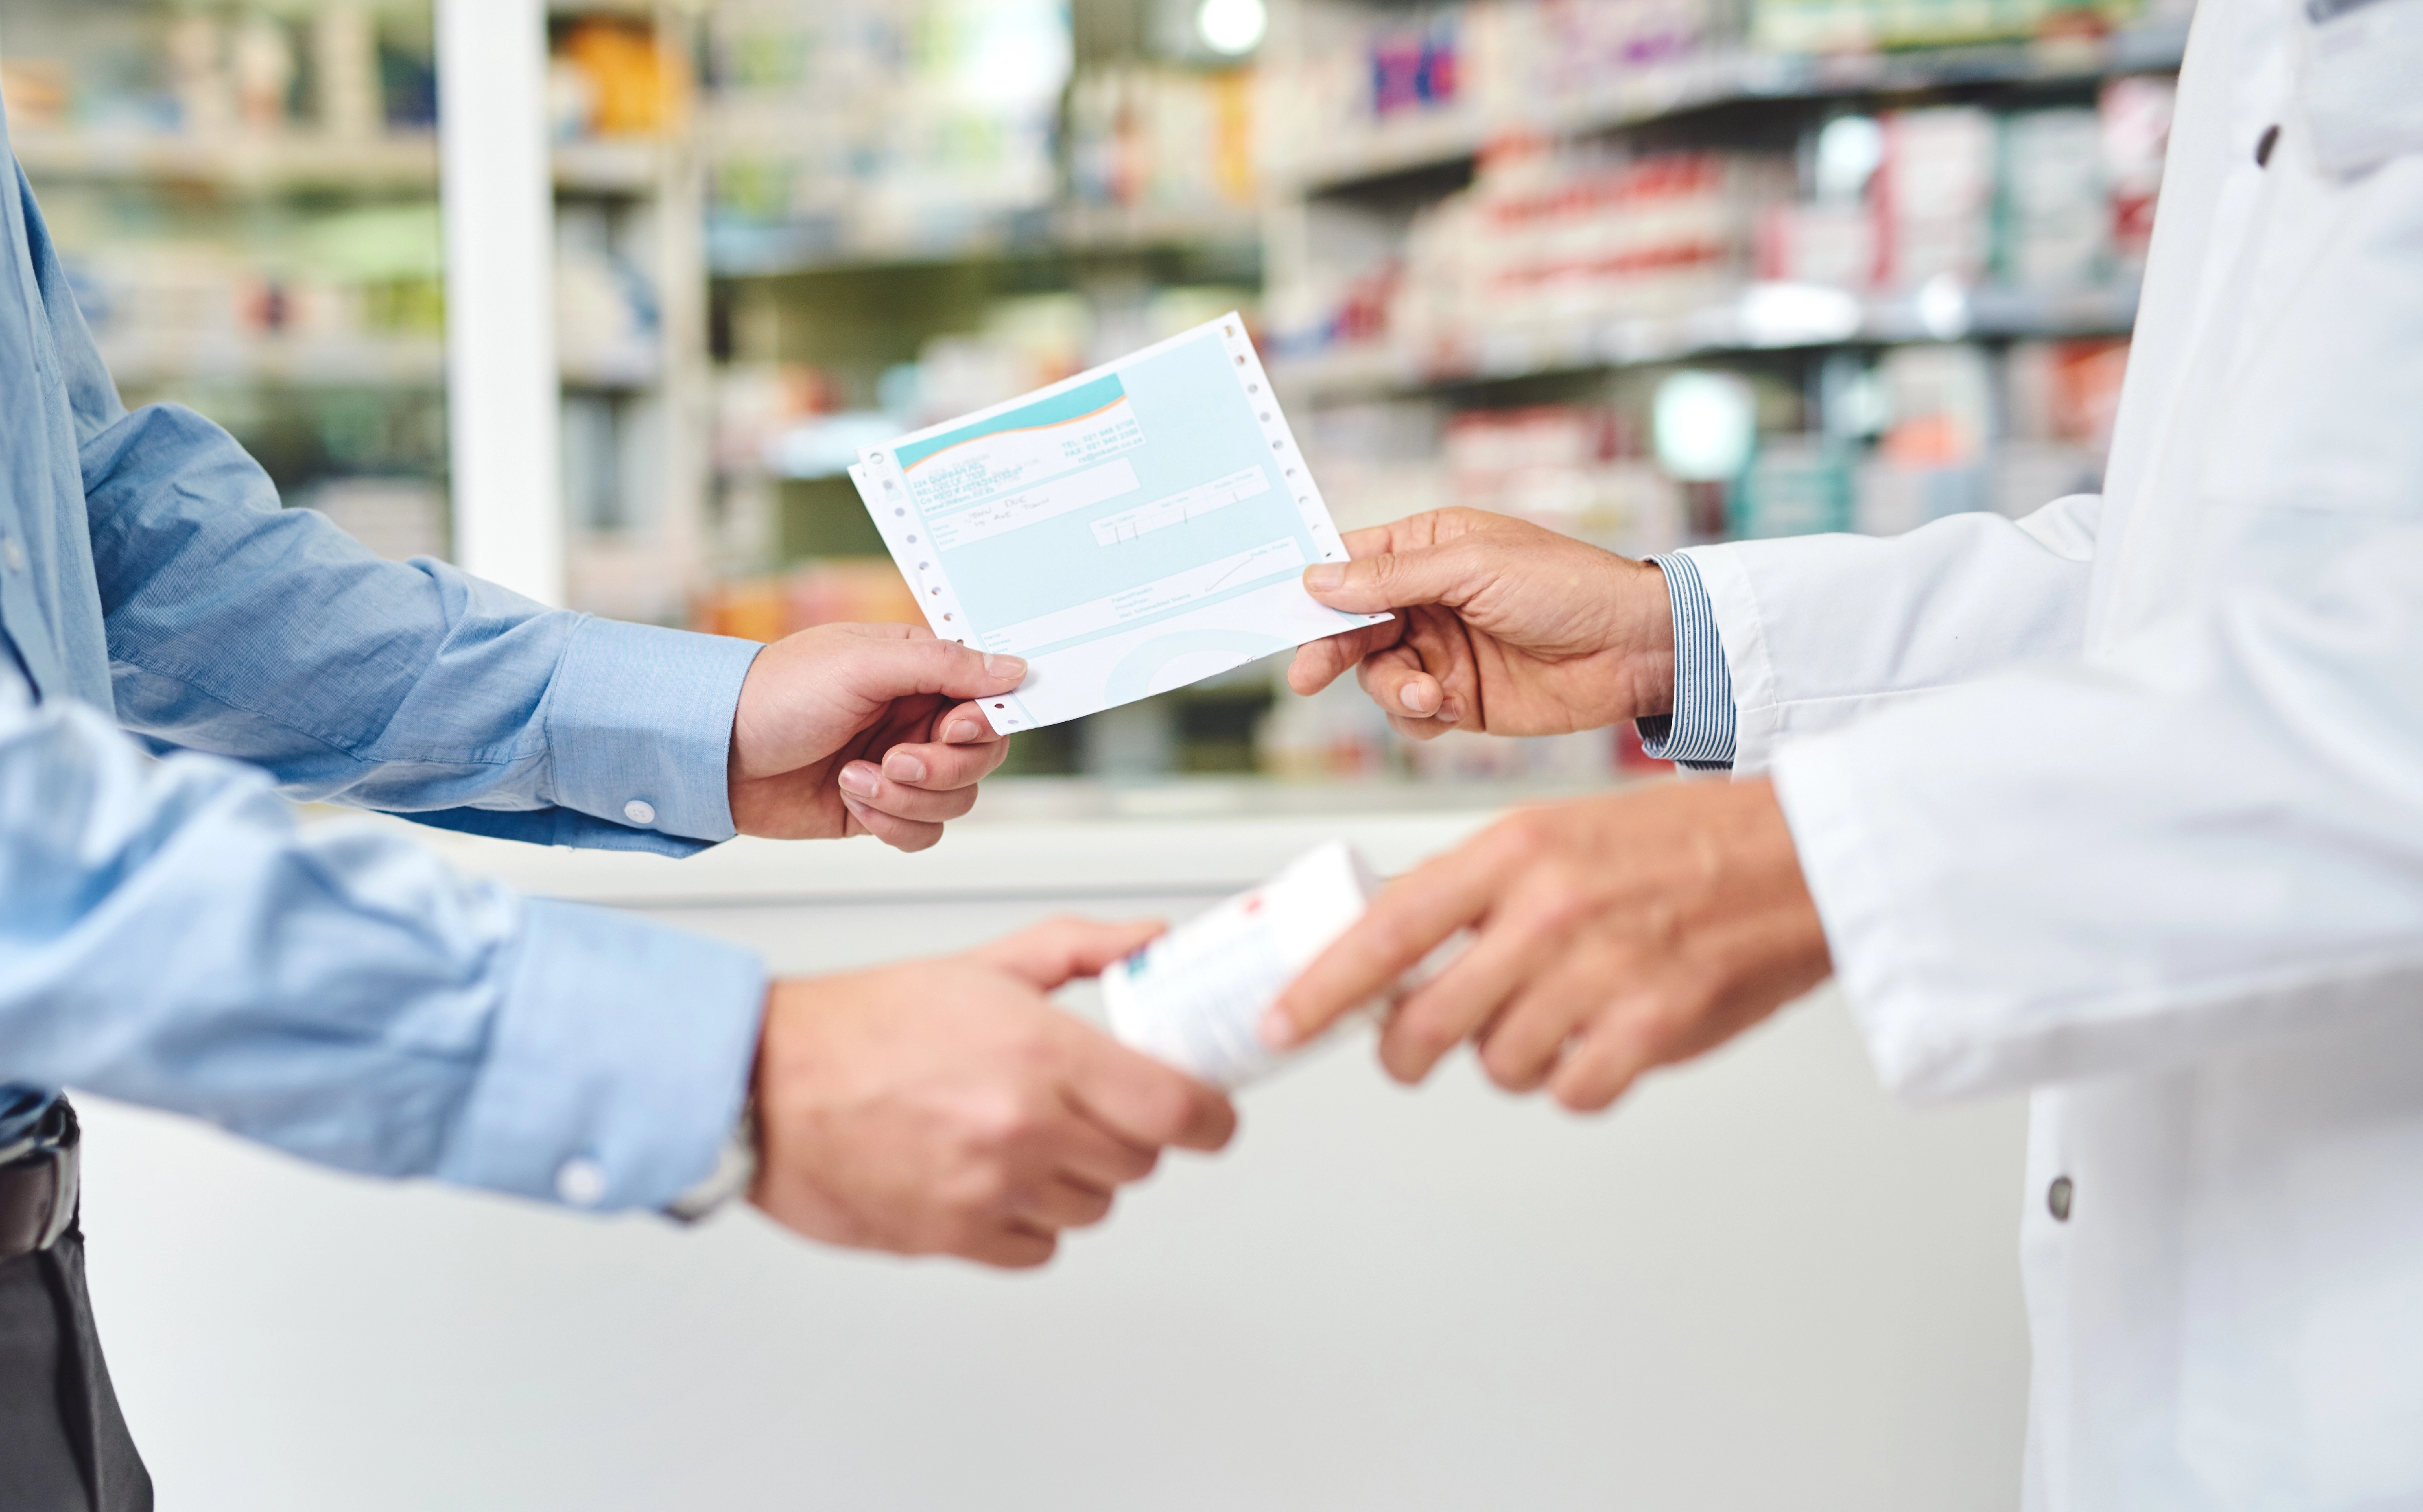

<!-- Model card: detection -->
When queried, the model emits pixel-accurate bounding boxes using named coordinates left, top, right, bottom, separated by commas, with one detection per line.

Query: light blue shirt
left=0, top=130, right=768, bottom=1211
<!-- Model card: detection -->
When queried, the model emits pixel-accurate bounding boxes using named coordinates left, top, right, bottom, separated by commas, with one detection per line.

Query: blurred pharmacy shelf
left=95, top=332, right=448, bottom=388
left=548, top=2, right=716, bottom=625
left=14, top=128, right=685, bottom=200
left=1055, top=203, right=1262, bottom=255
left=8, top=0, right=456, bottom=567
left=703, top=202, right=1262, bottom=278
left=1271, top=277, right=2142, bottom=399
left=1244, top=0, right=2179, bottom=798
left=1275, top=23, right=2191, bottom=194
left=8, top=129, right=442, bottom=192
left=6, top=0, right=2195, bottom=796
left=551, top=136, right=672, bottom=195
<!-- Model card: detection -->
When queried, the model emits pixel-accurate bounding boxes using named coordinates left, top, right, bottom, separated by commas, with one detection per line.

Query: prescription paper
left=848, top=314, right=1387, bottom=734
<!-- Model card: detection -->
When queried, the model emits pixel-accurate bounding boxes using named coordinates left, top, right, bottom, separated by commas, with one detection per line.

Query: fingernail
left=946, top=717, right=984, bottom=743
left=883, top=751, right=928, bottom=783
left=1303, top=564, right=1343, bottom=592
left=1259, top=1006, right=1299, bottom=1049
left=838, top=763, right=879, bottom=798
left=1402, top=683, right=1439, bottom=714
left=984, top=654, right=1027, bottom=681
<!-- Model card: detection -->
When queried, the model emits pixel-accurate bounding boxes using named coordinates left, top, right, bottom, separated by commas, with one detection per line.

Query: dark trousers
left=0, top=1224, right=151, bottom=1511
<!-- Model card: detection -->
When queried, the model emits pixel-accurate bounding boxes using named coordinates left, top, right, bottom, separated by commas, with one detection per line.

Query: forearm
left=88, top=404, right=760, bottom=850
left=0, top=676, right=764, bottom=1207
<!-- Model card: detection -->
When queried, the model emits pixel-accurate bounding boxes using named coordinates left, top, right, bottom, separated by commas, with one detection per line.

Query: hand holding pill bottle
left=1102, top=842, right=1379, bottom=1088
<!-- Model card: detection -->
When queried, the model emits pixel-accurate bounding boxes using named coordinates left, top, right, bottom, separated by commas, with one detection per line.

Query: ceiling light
left=1197, top=0, right=1268, bottom=56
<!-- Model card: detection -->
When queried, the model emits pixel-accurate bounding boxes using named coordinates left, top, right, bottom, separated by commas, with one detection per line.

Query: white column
left=437, top=0, right=563, bottom=606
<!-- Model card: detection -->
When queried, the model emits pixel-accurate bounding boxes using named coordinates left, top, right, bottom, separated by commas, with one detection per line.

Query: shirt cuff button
left=623, top=800, right=657, bottom=826
left=555, top=1157, right=608, bottom=1207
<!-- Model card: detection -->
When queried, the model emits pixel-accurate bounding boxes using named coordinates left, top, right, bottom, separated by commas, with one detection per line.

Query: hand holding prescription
left=726, top=622, right=1021, bottom=850
left=1288, top=509, right=1679, bottom=742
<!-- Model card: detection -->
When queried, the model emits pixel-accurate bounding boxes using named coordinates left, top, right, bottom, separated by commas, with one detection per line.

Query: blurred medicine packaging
left=0, top=7, right=436, bottom=141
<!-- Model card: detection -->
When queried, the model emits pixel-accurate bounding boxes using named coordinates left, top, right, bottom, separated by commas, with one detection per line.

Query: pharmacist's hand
left=727, top=623, right=1022, bottom=849
left=1287, top=509, right=1674, bottom=740
left=1264, top=781, right=1829, bottom=1111
left=750, top=918, right=1238, bottom=1268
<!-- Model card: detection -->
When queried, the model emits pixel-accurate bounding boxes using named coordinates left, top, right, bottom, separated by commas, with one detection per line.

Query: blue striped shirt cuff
left=1636, top=553, right=1737, bottom=772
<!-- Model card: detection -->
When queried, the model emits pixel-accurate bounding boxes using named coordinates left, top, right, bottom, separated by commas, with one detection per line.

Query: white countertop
left=381, top=793, right=1515, bottom=906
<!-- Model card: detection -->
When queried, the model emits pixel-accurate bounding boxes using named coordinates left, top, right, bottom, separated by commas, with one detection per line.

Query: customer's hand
left=1264, top=781, right=1830, bottom=1111
left=750, top=917, right=1239, bottom=1268
left=728, top=622, right=1024, bottom=849
left=1287, top=509, right=1675, bottom=741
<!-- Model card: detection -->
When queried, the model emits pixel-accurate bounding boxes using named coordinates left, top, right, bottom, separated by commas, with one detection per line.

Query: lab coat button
left=555, top=1158, right=608, bottom=1207
left=623, top=799, right=656, bottom=826
left=2048, top=1176, right=2074, bottom=1222
left=2256, top=125, right=2280, bottom=168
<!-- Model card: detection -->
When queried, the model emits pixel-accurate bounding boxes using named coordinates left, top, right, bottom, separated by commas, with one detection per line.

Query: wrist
left=1626, top=557, right=1678, bottom=719
left=1716, top=778, right=1832, bottom=982
left=665, top=984, right=775, bottom=1224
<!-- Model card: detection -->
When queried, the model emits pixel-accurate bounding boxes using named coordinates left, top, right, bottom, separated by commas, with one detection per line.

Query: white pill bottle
left=1102, top=841, right=1379, bottom=1089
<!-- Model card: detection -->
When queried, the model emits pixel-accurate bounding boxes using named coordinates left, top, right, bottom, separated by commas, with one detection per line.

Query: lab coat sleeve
left=0, top=666, right=765, bottom=1208
left=1675, top=492, right=2102, bottom=773
left=1773, top=525, right=2423, bottom=1101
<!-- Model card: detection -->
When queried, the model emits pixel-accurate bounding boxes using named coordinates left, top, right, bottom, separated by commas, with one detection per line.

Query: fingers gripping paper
left=1103, top=842, right=1380, bottom=1088
left=848, top=315, right=1388, bottom=734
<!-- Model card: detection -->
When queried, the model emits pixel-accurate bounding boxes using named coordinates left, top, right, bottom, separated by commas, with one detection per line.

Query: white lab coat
left=1680, top=0, right=2423, bottom=1502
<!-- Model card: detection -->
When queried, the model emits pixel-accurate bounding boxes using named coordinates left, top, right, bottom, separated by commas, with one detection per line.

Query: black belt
left=0, top=1099, right=79, bottom=1263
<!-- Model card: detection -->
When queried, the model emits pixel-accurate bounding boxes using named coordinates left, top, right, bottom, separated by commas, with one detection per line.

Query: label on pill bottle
left=1102, top=841, right=1379, bottom=1088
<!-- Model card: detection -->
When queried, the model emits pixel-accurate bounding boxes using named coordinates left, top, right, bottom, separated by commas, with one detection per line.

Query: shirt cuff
left=1638, top=554, right=1738, bottom=771
left=400, top=805, right=719, bottom=858
left=544, top=619, right=763, bottom=843
left=437, top=897, right=768, bottom=1210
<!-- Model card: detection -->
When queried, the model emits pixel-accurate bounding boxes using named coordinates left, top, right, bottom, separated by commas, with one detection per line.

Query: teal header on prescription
left=896, top=373, right=1130, bottom=472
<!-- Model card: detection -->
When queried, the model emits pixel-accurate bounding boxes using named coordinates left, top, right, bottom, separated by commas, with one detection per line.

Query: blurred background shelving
left=2, top=0, right=2186, bottom=803
left=3, top=0, right=454, bottom=559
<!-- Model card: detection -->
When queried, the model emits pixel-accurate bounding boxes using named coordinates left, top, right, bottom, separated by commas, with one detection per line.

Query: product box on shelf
left=2099, top=75, right=2177, bottom=267
left=2000, top=108, right=2110, bottom=288
left=1734, top=438, right=1854, bottom=538
left=1391, top=142, right=1789, bottom=370
left=1443, top=404, right=1685, bottom=557
left=1068, top=65, right=1258, bottom=218
left=703, top=0, right=1068, bottom=264
left=1750, top=0, right=2142, bottom=53
left=1878, top=106, right=1998, bottom=290
left=1256, top=0, right=1727, bottom=182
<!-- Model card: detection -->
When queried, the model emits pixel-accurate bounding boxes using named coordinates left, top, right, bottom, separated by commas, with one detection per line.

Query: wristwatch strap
left=663, top=1098, right=759, bottom=1225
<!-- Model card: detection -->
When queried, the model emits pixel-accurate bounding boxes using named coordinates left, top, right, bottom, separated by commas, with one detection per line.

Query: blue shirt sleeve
left=76, top=385, right=761, bottom=857
left=1636, top=553, right=1738, bottom=772
left=0, top=662, right=765, bottom=1208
